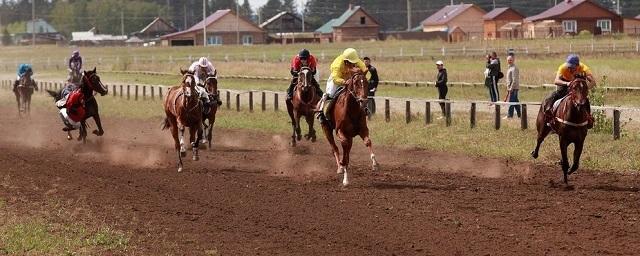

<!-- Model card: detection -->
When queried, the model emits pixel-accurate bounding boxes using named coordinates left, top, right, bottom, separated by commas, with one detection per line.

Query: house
left=623, top=15, right=640, bottom=35
left=14, top=18, right=64, bottom=45
left=160, top=9, right=265, bottom=46
left=483, top=7, right=525, bottom=40
left=260, top=11, right=318, bottom=44
left=524, top=0, right=622, bottom=38
left=71, top=27, right=127, bottom=46
left=132, top=17, right=177, bottom=42
left=421, top=4, right=486, bottom=41
left=314, top=5, right=380, bottom=43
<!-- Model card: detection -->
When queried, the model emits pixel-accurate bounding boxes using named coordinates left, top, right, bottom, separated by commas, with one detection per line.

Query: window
left=562, top=20, right=577, bottom=33
left=207, top=35, right=222, bottom=45
left=242, top=35, right=253, bottom=45
left=360, top=16, right=366, bottom=25
left=597, top=19, right=611, bottom=32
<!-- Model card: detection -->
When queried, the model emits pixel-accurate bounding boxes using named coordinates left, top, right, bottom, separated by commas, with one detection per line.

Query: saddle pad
left=552, top=95, right=568, bottom=113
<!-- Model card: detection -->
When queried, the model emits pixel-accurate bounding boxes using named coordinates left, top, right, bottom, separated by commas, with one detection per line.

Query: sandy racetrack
left=0, top=106, right=639, bottom=255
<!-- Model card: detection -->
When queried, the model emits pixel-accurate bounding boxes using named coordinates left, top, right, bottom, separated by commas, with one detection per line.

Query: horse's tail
left=160, top=117, right=170, bottom=130
left=46, top=89, right=62, bottom=101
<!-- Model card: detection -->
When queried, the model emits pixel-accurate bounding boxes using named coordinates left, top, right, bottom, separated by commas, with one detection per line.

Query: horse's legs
left=294, top=112, right=302, bottom=141
left=79, top=121, right=87, bottom=144
left=286, top=100, right=297, bottom=146
left=304, top=114, right=316, bottom=142
left=339, top=137, right=353, bottom=186
left=67, top=131, right=73, bottom=141
left=359, top=127, right=379, bottom=171
left=189, top=126, right=200, bottom=161
left=169, top=119, right=183, bottom=172
left=179, top=126, right=186, bottom=156
left=559, top=138, right=570, bottom=185
left=569, top=139, right=584, bottom=175
left=321, top=123, right=341, bottom=174
left=531, top=126, right=551, bottom=159
left=92, top=114, right=105, bottom=136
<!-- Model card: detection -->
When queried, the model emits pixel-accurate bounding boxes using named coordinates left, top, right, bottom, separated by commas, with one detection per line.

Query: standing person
left=504, top=55, right=521, bottom=119
left=363, top=57, right=378, bottom=115
left=435, top=60, right=448, bottom=119
left=484, top=51, right=502, bottom=103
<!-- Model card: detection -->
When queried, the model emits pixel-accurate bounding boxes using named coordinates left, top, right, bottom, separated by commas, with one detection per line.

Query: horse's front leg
left=321, top=123, right=341, bottom=174
left=339, top=136, right=353, bottom=186
left=304, top=113, right=316, bottom=142
left=359, top=127, right=379, bottom=172
left=559, top=139, right=570, bottom=185
left=92, top=114, right=105, bottom=136
left=169, top=119, right=183, bottom=172
left=189, top=126, right=200, bottom=161
left=179, top=126, right=186, bottom=157
left=78, top=121, right=87, bottom=144
left=294, top=112, right=302, bottom=141
left=569, top=139, right=585, bottom=175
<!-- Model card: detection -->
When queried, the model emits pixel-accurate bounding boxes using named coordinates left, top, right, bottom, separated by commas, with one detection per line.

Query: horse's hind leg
left=304, top=114, right=316, bottom=142
left=321, top=123, right=341, bottom=174
left=360, top=127, right=379, bottom=171
left=294, top=112, right=302, bottom=141
left=92, top=114, right=105, bottom=136
left=531, top=126, right=551, bottom=159
left=569, top=139, right=584, bottom=175
left=559, top=139, right=570, bottom=185
left=79, top=121, right=87, bottom=144
left=169, top=119, right=183, bottom=172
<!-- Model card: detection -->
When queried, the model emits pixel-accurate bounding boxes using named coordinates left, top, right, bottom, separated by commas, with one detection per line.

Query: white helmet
left=435, top=60, right=444, bottom=66
left=198, top=57, right=209, bottom=67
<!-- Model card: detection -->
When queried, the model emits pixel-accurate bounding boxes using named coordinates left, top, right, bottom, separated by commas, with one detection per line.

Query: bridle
left=567, top=78, right=588, bottom=109
left=81, top=71, right=107, bottom=96
left=346, top=73, right=368, bottom=111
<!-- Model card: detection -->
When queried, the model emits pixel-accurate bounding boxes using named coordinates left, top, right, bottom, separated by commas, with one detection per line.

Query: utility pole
left=31, top=0, right=35, bottom=47
left=617, top=0, right=621, bottom=15
left=301, top=0, right=305, bottom=32
left=183, top=4, right=187, bottom=30
left=492, top=0, right=496, bottom=9
left=406, top=0, right=411, bottom=31
left=236, top=2, right=240, bottom=45
left=120, top=11, right=124, bottom=35
left=203, top=0, right=207, bottom=46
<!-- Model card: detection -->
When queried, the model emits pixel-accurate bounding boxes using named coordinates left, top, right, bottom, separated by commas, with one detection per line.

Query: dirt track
left=1, top=106, right=639, bottom=255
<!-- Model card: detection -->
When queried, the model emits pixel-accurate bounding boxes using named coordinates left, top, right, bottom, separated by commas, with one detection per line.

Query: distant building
left=623, top=15, right=640, bottom=35
left=483, top=8, right=525, bottom=40
left=14, top=18, right=64, bottom=45
left=161, top=9, right=265, bottom=46
left=421, top=4, right=486, bottom=41
left=315, top=5, right=380, bottom=43
left=524, top=0, right=622, bottom=38
left=260, top=11, right=318, bottom=44
left=71, top=27, right=127, bottom=46
left=132, top=17, right=177, bottom=42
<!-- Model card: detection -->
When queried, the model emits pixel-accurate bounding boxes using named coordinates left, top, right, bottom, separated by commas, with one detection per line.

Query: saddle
left=323, top=86, right=346, bottom=122
left=551, top=95, right=568, bottom=114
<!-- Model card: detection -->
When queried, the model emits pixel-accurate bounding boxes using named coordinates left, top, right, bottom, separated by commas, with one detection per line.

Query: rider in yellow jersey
left=545, top=54, right=596, bottom=128
left=315, top=48, right=368, bottom=124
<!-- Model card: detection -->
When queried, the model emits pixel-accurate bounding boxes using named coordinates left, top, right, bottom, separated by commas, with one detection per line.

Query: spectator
left=435, top=60, right=448, bottom=119
left=504, top=55, right=521, bottom=119
left=484, top=51, right=502, bottom=103
left=364, top=57, right=379, bottom=115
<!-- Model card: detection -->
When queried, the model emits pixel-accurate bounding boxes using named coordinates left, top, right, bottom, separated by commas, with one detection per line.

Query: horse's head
left=569, top=77, right=589, bottom=108
left=346, top=71, right=369, bottom=111
left=180, top=68, right=197, bottom=99
left=81, top=67, right=108, bottom=96
left=204, top=73, right=218, bottom=97
left=297, top=67, right=314, bottom=92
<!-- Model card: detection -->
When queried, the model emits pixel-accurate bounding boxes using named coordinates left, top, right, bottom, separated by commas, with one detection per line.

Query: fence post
left=384, top=99, right=390, bottom=122
left=226, top=91, right=231, bottom=109
left=159, top=87, right=163, bottom=99
left=151, top=86, right=155, bottom=100
left=120, top=85, right=123, bottom=98
left=274, top=93, right=279, bottom=111
left=445, top=102, right=452, bottom=127
left=249, top=91, right=254, bottom=112
left=135, top=85, right=139, bottom=101
left=236, top=94, right=240, bottom=112
left=494, top=104, right=501, bottom=130
left=261, top=92, right=266, bottom=111
left=520, top=104, right=528, bottom=130
left=613, top=109, right=621, bottom=140
left=142, top=86, right=146, bottom=100
left=127, top=85, right=130, bottom=100
left=405, top=101, right=411, bottom=123
left=470, top=102, right=476, bottom=128
left=425, top=101, right=431, bottom=125
left=112, top=85, right=116, bottom=97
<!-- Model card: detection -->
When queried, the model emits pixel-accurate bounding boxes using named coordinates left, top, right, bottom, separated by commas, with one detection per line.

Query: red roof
left=422, top=4, right=485, bottom=26
left=483, top=7, right=524, bottom=20
left=525, top=0, right=618, bottom=22
left=161, top=10, right=231, bottom=38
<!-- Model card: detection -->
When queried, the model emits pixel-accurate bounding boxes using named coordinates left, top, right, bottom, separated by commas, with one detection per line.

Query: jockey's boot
left=286, top=82, right=295, bottom=100
left=315, top=94, right=329, bottom=124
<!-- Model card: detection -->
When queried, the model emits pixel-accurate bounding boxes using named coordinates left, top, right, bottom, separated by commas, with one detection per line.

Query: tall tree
left=210, top=0, right=236, bottom=11
left=259, top=0, right=283, bottom=21
left=282, top=0, right=296, bottom=13
left=2, top=27, right=11, bottom=45
left=239, top=0, right=254, bottom=20
left=50, top=0, right=76, bottom=36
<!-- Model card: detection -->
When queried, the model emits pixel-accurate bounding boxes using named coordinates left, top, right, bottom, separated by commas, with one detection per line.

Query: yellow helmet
left=342, top=48, right=360, bottom=64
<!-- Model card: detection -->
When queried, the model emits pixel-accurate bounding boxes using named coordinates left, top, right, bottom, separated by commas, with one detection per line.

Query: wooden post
left=120, top=85, right=123, bottom=98
left=142, top=86, right=146, bottom=100
left=261, top=92, right=266, bottom=111
left=445, top=102, right=452, bottom=127
left=159, top=86, right=163, bottom=99
left=274, top=93, right=279, bottom=111
left=494, top=104, right=501, bottom=130
left=470, top=102, right=476, bottom=129
left=151, top=86, right=155, bottom=100
left=425, top=101, right=431, bottom=124
left=236, top=94, right=240, bottom=112
left=613, top=109, right=621, bottom=140
left=127, top=85, right=130, bottom=100
left=249, top=91, right=254, bottom=112
left=384, top=99, right=390, bottom=122
left=520, top=104, right=528, bottom=130
left=112, top=85, right=116, bottom=97
left=135, top=85, right=139, bottom=101
left=405, top=101, right=411, bottom=123
left=226, top=91, right=231, bottom=109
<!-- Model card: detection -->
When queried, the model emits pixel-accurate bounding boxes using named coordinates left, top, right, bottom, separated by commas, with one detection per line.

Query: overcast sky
left=248, top=0, right=308, bottom=12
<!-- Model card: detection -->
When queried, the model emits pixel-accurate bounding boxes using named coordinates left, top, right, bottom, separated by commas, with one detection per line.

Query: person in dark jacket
left=435, top=60, right=447, bottom=118
left=484, top=51, right=501, bottom=102
left=364, top=57, right=379, bottom=115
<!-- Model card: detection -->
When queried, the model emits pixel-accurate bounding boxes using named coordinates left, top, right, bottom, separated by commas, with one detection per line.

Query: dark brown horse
left=162, top=69, right=203, bottom=173
left=14, top=72, right=37, bottom=117
left=286, top=67, right=320, bottom=147
left=320, top=72, right=379, bottom=186
left=531, top=78, right=590, bottom=185
left=201, top=74, right=219, bottom=148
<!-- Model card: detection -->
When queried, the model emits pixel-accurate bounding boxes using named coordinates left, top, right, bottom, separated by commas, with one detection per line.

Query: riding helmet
left=72, top=50, right=79, bottom=56
left=298, top=49, right=310, bottom=60
left=198, top=57, right=209, bottom=67
left=342, top=48, right=360, bottom=64
left=566, top=54, right=580, bottom=68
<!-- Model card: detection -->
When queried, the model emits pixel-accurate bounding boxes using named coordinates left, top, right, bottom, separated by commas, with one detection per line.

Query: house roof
left=422, top=4, right=484, bottom=26
left=314, top=6, right=379, bottom=33
left=138, top=17, right=176, bottom=34
left=483, top=7, right=524, bottom=20
left=161, top=10, right=262, bottom=39
left=635, top=14, right=640, bottom=19
left=260, top=11, right=289, bottom=28
left=525, top=0, right=618, bottom=22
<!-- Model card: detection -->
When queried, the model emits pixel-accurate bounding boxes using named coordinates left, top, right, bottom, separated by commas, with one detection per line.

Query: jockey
left=544, top=54, right=596, bottom=128
left=68, top=50, right=82, bottom=82
left=13, top=63, right=34, bottom=92
left=58, top=89, right=85, bottom=131
left=188, top=57, right=222, bottom=113
left=287, top=49, right=321, bottom=100
left=315, top=48, right=368, bottom=124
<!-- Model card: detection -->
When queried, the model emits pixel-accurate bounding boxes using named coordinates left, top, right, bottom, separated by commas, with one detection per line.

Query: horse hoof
left=177, top=167, right=183, bottom=173
left=372, top=163, right=379, bottom=172
left=530, top=151, right=538, bottom=159
left=296, top=136, right=302, bottom=141
left=337, top=167, right=344, bottom=174
left=67, top=135, right=72, bottom=140
left=93, top=130, right=104, bottom=136
left=193, top=155, right=199, bottom=161
left=180, top=151, right=187, bottom=157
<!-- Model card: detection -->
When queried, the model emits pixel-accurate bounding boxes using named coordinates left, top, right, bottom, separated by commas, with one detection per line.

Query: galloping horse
left=201, top=73, right=218, bottom=148
left=15, top=72, right=37, bottom=117
left=47, top=68, right=108, bottom=143
left=286, top=67, right=320, bottom=147
left=320, top=71, right=379, bottom=186
left=162, top=69, right=203, bottom=173
left=531, top=77, right=590, bottom=185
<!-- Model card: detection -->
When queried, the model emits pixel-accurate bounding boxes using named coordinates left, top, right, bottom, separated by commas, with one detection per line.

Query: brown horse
left=531, top=78, right=590, bottom=185
left=286, top=67, right=320, bottom=147
left=320, top=72, right=379, bottom=186
left=162, top=69, right=203, bottom=173
left=14, top=73, right=37, bottom=117
left=201, top=73, right=219, bottom=148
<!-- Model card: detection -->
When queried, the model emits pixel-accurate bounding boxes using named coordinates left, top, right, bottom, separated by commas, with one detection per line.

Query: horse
left=286, top=67, right=320, bottom=147
left=531, top=77, right=590, bottom=185
left=320, top=71, right=379, bottom=186
left=161, top=69, right=203, bottom=173
left=201, top=73, right=219, bottom=149
left=46, top=68, right=108, bottom=143
left=14, top=72, right=37, bottom=117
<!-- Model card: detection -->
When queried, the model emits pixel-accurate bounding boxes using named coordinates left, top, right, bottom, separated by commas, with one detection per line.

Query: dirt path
left=0, top=106, right=639, bottom=255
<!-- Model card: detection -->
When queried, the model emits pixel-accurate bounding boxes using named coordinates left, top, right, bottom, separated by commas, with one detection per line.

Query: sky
left=248, top=0, right=309, bottom=12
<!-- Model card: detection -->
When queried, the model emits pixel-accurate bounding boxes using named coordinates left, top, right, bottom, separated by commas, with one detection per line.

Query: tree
left=239, top=0, right=254, bottom=20
left=2, top=27, right=11, bottom=46
left=210, top=0, right=236, bottom=10
left=50, top=0, right=76, bottom=36
left=259, top=0, right=283, bottom=21
left=282, top=0, right=296, bottom=13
